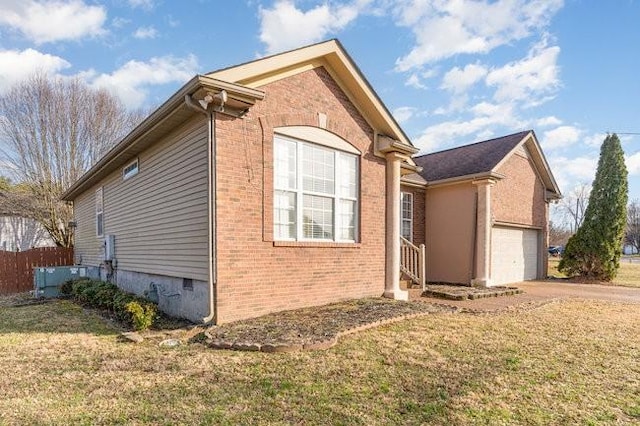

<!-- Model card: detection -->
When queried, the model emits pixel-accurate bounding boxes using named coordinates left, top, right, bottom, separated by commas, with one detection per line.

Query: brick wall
left=492, top=151, right=549, bottom=277
left=492, top=152, right=547, bottom=228
left=214, top=67, right=387, bottom=323
left=400, top=185, right=426, bottom=246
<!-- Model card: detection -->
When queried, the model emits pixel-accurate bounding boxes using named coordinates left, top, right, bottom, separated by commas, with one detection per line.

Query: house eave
left=426, top=171, right=506, bottom=188
left=61, top=76, right=265, bottom=201
left=208, top=39, right=414, bottom=149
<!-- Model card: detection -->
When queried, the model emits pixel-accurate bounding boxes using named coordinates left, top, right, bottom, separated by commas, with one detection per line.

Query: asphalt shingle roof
left=414, top=130, right=531, bottom=182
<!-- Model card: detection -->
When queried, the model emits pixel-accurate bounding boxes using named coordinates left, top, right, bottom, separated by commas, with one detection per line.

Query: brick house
left=62, top=40, right=560, bottom=324
left=412, top=131, right=561, bottom=286
left=62, top=40, right=422, bottom=323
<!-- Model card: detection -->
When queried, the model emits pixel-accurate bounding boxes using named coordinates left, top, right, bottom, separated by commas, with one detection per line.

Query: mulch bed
left=197, top=298, right=456, bottom=352
left=422, top=284, right=522, bottom=300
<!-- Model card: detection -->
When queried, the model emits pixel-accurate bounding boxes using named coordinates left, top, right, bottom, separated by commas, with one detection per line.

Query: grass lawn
left=1, top=298, right=639, bottom=425
left=549, top=257, right=640, bottom=288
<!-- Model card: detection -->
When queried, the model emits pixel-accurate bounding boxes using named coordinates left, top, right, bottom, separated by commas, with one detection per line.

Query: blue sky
left=1, top=0, right=639, bottom=220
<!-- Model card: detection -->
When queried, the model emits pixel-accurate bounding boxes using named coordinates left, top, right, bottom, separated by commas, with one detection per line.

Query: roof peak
left=415, top=130, right=532, bottom=158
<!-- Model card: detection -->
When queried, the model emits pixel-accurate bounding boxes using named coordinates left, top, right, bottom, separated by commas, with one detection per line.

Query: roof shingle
left=414, top=131, right=531, bottom=182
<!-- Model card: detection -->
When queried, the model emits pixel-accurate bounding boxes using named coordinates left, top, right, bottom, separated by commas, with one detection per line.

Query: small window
left=401, top=192, right=413, bottom=241
left=96, top=187, right=104, bottom=237
left=123, top=159, right=139, bottom=180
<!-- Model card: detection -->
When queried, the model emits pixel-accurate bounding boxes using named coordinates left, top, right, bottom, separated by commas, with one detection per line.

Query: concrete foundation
left=108, top=268, right=210, bottom=323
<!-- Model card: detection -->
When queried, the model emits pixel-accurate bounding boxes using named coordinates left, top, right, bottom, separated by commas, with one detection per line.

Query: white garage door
left=491, top=227, right=539, bottom=285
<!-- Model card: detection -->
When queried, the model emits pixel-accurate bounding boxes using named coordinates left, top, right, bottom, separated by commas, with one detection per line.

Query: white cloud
left=440, top=63, right=487, bottom=93
left=0, top=0, right=107, bottom=44
left=89, top=55, right=198, bottom=108
left=128, top=0, right=155, bottom=10
left=258, top=0, right=371, bottom=54
left=536, top=116, right=562, bottom=127
left=486, top=40, right=561, bottom=103
left=584, top=132, right=607, bottom=148
left=542, top=125, right=581, bottom=151
left=433, top=93, right=468, bottom=115
left=414, top=102, right=522, bottom=152
left=405, top=73, right=426, bottom=89
left=394, top=0, right=564, bottom=71
left=112, top=17, right=131, bottom=29
left=547, top=155, right=598, bottom=192
left=404, top=68, right=438, bottom=89
left=0, top=49, right=70, bottom=94
left=392, top=106, right=416, bottom=124
left=133, top=26, right=158, bottom=39
left=626, top=151, right=640, bottom=176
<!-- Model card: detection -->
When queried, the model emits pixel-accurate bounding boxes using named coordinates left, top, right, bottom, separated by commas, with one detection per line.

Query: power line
left=608, top=132, right=640, bottom=136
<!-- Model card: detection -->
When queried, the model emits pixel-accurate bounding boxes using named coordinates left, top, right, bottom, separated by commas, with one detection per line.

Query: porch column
left=471, top=178, right=496, bottom=287
left=384, top=151, right=409, bottom=301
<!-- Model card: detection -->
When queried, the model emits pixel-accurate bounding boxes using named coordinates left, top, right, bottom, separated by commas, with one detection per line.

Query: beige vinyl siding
left=73, top=115, right=210, bottom=281
left=74, top=190, right=103, bottom=266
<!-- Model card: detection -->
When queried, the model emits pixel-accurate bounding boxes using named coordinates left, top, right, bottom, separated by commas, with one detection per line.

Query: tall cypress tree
left=559, top=134, right=628, bottom=280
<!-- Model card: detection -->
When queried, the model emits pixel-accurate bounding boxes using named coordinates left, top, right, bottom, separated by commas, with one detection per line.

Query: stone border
left=422, top=285, right=523, bottom=301
left=203, top=310, right=440, bottom=353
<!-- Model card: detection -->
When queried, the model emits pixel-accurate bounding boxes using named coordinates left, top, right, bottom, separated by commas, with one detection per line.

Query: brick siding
left=214, top=67, right=387, bottom=323
left=492, top=151, right=549, bottom=277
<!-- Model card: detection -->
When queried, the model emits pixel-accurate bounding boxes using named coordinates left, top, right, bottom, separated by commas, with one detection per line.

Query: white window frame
left=96, top=187, right=104, bottom=237
left=274, top=134, right=359, bottom=243
left=401, top=191, right=413, bottom=241
left=122, top=158, right=139, bottom=180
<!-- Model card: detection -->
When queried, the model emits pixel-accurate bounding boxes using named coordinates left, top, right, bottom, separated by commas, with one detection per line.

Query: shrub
left=125, top=301, right=157, bottom=331
left=62, top=278, right=158, bottom=330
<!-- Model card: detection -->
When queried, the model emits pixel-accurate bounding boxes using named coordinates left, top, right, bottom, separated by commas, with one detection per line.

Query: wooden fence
left=0, top=247, right=74, bottom=295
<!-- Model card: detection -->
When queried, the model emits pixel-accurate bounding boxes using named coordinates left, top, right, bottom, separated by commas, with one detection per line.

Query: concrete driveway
left=418, top=280, right=640, bottom=312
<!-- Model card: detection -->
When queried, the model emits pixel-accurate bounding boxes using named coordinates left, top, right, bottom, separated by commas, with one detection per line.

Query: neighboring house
left=61, top=40, right=561, bottom=324
left=62, top=40, right=421, bottom=324
left=412, top=131, right=561, bottom=286
left=0, top=216, right=55, bottom=251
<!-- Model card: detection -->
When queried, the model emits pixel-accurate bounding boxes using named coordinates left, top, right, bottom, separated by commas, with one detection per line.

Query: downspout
left=185, top=93, right=220, bottom=324
left=471, top=191, right=478, bottom=285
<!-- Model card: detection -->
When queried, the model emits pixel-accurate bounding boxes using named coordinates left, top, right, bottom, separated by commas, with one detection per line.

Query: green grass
left=1, top=297, right=639, bottom=424
left=549, top=257, right=640, bottom=287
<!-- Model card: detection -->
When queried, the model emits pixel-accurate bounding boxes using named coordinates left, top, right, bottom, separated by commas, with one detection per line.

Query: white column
left=471, top=179, right=495, bottom=287
left=384, top=151, right=408, bottom=301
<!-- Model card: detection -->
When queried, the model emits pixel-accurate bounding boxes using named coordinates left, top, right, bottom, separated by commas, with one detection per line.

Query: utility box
left=33, top=266, right=98, bottom=298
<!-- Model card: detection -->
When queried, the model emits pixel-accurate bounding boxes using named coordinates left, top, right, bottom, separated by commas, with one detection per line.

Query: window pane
left=338, top=199, right=356, bottom=241
left=401, top=220, right=412, bottom=240
left=338, top=153, right=357, bottom=198
left=96, top=213, right=104, bottom=237
left=303, top=195, right=333, bottom=239
left=401, top=193, right=412, bottom=220
left=302, top=144, right=334, bottom=194
left=401, top=192, right=412, bottom=240
left=274, top=138, right=297, bottom=190
left=274, top=190, right=296, bottom=239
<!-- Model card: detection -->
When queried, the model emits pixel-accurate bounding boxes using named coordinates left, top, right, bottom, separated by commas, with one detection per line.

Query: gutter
left=184, top=92, right=225, bottom=324
left=61, top=75, right=264, bottom=201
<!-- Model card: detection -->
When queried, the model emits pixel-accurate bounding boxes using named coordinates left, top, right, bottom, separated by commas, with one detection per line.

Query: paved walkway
left=411, top=281, right=640, bottom=312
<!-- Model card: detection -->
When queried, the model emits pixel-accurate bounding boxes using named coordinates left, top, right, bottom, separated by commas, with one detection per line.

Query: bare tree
left=557, top=183, right=591, bottom=233
left=0, top=73, right=145, bottom=247
left=548, top=220, right=572, bottom=247
left=626, top=199, right=640, bottom=254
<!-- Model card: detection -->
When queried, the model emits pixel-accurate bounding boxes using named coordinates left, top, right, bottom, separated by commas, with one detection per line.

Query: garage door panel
left=491, top=227, right=538, bottom=285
